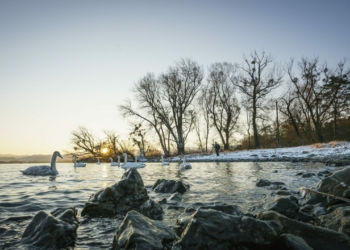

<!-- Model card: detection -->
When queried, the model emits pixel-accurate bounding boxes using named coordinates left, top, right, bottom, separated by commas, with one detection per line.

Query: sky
left=0, top=0, right=349, bottom=155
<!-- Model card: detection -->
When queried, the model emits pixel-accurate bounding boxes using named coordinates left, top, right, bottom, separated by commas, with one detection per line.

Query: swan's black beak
left=58, top=152, right=63, bottom=159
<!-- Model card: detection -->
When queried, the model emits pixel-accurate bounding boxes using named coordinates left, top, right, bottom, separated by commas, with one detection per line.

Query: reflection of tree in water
left=253, top=162, right=263, bottom=173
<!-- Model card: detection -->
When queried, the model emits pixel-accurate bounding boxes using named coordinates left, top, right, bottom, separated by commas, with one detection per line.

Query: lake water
left=0, top=161, right=332, bottom=249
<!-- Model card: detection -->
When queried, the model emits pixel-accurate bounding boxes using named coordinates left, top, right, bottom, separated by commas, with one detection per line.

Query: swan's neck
left=74, top=155, right=77, bottom=166
left=118, top=156, right=120, bottom=165
left=124, top=154, right=127, bottom=163
left=183, top=156, right=186, bottom=163
left=110, top=158, right=113, bottom=163
left=50, top=153, right=58, bottom=173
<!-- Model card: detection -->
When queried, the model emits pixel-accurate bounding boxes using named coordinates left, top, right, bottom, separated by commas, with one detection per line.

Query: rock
left=139, top=199, right=164, bottom=220
left=256, top=179, right=285, bottom=187
left=184, top=202, right=242, bottom=215
left=304, top=167, right=350, bottom=206
left=258, top=211, right=350, bottom=250
left=318, top=170, right=332, bottom=176
left=173, top=208, right=281, bottom=249
left=275, top=190, right=292, bottom=196
left=112, top=210, right=175, bottom=250
left=265, top=196, right=299, bottom=218
left=301, top=173, right=316, bottom=178
left=250, top=194, right=314, bottom=223
left=81, top=168, right=149, bottom=217
left=175, top=203, right=243, bottom=237
left=168, top=192, right=182, bottom=202
left=21, top=208, right=78, bottom=249
left=318, top=206, right=350, bottom=237
left=274, top=234, right=313, bottom=250
left=152, top=179, right=190, bottom=194
left=157, top=197, right=167, bottom=204
left=256, top=179, right=271, bottom=187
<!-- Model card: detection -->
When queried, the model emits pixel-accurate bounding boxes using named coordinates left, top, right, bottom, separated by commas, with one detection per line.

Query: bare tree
left=70, top=126, right=101, bottom=158
left=324, top=59, right=350, bottom=139
left=286, top=57, right=341, bottom=143
left=233, top=51, right=283, bottom=148
left=118, top=77, right=172, bottom=156
left=279, top=89, right=304, bottom=145
left=104, top=130, right=120, bottom=158
left=203, top=62, right=241, bottom=150
left=241, top=99, right=253, bottom=149
left=195, top=94, right=211, bottom=153
left=119, top=59, right=204, bottom=155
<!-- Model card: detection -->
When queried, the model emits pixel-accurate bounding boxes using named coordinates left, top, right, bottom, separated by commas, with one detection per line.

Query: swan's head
left=109, top=157, right=112, bottom=160
left=54, top=151, right=63, bottom=159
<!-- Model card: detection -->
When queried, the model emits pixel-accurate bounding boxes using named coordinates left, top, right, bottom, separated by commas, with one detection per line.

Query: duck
left=74, top=155, right=86, bottom=167
left=110, top=156, right=120, bottom=167
left=121, top=153, right=145, bottom=168
left=20, top=151, right=62, bottom=175
left=179, top=155, right=192, bottom=170
left=161, top=155, right=170, bottom=165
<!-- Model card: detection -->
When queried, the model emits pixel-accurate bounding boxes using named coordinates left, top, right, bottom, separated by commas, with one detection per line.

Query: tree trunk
left=275, top=100, right=281, bottom=148
left=252, top=100, right=260, bottom=149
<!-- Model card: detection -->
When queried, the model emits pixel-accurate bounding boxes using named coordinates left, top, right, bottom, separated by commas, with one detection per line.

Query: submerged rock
left=81, top=168, right=149, bottom=217
left=21, top=207, right=78, bottom=249
left=256, top=179, right=285, bottom=187
left=168, top=192, right=182, bottom=202
left=301, top=173, right=316, bottom=178
left=152, top=179, right=190, bottom=194
left=112, top=210, right=175, bottom=250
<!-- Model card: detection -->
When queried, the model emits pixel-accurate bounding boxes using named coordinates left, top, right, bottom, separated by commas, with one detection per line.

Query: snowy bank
left=170, top=141, right=350, bottom=164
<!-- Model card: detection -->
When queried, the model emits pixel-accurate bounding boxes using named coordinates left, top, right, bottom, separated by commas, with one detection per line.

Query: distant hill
left=0, top=154, right=71, bottom=163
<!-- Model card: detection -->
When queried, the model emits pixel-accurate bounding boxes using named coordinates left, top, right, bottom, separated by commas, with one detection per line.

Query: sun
left=101, top=148, right=109, bottom=154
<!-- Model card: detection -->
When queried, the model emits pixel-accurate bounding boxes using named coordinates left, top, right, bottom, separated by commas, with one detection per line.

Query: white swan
left=161, top=155, right=169, bottom=165
left=20, top=151, right=62, bottom=175
left=179, top=155, right=192, bottom=170
left=110, top=156, right=120, bottom=167
left=121, top=153, right=145, bottom=168
left=74, top=155, right=86, bottom=167
left=97, top=158, right=101, bottom=164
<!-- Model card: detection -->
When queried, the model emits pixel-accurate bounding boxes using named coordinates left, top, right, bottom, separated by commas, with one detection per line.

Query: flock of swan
left=20, top=151, right=192, bottom=176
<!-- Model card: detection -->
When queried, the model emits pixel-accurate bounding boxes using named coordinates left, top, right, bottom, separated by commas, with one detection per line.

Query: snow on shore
left=172, top=141, right=350, bottom=162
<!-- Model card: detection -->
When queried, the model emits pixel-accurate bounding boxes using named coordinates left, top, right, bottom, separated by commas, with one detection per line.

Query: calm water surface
left=0, top=161, right=331, bottom=249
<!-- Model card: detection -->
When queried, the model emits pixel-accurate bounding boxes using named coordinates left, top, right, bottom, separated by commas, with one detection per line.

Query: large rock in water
left=173, top=208, right=281, bottom=249
left=21, top=208, right=78, bottom=249
left=81, top=168, right=149, bottom=217
left=112, top=210, right=175, bottom=250
left=304, top=166, right=350, bottom=206
left=152, top=179, right=190, bottom=194
left=258, top=211, right=350, bottom=250
left=175, top=203, right=243, bottom=237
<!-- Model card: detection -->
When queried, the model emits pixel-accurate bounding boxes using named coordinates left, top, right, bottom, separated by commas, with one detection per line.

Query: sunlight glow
left=101, top=148, right=109, bottom=154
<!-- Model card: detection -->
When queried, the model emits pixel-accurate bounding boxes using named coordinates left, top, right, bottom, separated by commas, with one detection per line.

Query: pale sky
left=1, top=0, right=349, bottom=155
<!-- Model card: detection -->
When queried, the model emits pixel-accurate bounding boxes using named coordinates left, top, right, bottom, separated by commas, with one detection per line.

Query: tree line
left=69, top=51, right=350, bottom=159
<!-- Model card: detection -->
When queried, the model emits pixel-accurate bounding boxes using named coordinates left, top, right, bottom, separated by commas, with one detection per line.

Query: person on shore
left=214, top=142, right=220, bottom=156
